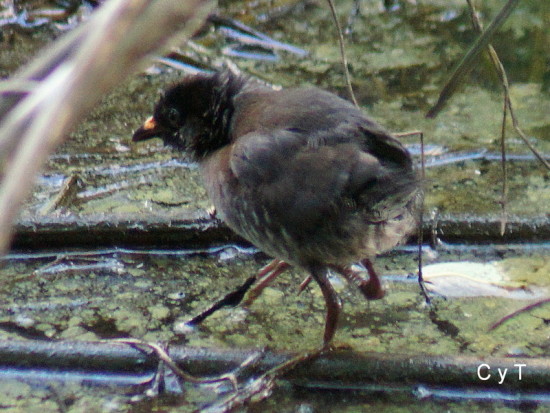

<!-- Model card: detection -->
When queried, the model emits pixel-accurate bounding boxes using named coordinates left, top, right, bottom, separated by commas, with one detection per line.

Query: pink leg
left=243, top=259, right=291, bottom=306
left=297, top=275, right=313, bottom=294
left=330, top=259, right=385, bottom=300
left=361, top=258, right=385, bottom=300
left=309, top=265, right=342, bottom=347
left=257, top=259, right=284, bottom=279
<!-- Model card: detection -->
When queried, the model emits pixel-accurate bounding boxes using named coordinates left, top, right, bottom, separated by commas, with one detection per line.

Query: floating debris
left=422, top=261, right=546, bottom=299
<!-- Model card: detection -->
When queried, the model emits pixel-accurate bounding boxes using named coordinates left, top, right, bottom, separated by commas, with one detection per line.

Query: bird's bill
left=132, top=116, right=165, bottom=142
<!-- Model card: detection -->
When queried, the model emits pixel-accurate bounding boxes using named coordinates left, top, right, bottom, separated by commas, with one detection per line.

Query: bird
left=133, top=70, right=421, bottom=348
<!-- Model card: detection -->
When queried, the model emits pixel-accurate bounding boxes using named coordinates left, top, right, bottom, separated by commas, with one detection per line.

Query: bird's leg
left=256, top=259, right=284, bottom=280
left=243, top=259, right=291, bottom=306
left=331, top=259, right=385, bottom=301
left=360, top=258, right=385, bottom=299
left=309, top=265, right=342, bottom=347
left=297, top=275, right=313, bottom=294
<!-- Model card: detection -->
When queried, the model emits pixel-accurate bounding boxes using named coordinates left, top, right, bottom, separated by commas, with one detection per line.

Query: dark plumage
left=133, top=71, right=421, bottom=346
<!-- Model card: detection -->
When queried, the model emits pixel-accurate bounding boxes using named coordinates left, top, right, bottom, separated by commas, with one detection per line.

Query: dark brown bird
left=133, top=70, right=420, bottom=347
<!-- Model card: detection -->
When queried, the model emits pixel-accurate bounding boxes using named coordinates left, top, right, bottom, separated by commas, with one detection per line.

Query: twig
left=426, top=0, right=519, bottom=118
left=0, top=0, right=215, bottom=255
left=109, top=338, right=238, bottom=389
left=505, top=106, right=550, bottom=169
left=326, top=0, right=359, bottom=107
left=394, top=130, right=430, bottom=303
left=464, top=0, right=550, bottom=238
left=417, top=131, right=430, bottom=303
left=466, top=0, right=511, bottom=233
left=39, top=174, right=81, bottom=215
left=499, top=93, right=509, bottom=235
left=201, top=348, right=324, bottom=412
left=186, top=273, right=258, bottom=325
left=489, top=298, right=550, bottom=330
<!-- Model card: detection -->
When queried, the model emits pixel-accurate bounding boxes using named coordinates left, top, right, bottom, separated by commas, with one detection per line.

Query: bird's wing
left=229, top=129, right=391, bottom=233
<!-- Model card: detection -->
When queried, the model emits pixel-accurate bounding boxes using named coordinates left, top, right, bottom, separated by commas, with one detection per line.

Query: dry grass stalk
left=0, top=0, right=215, bottom=254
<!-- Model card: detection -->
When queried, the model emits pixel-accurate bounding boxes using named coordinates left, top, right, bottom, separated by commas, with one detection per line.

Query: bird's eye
left=166, top=107, right=180, bottom=127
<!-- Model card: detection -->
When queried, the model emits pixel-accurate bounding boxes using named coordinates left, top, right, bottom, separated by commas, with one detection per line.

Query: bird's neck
left=192, top=72, right=248, bottom=160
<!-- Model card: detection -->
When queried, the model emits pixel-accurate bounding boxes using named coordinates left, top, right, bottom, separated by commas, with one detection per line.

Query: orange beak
left=132, top=116, right=166, bottom=142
